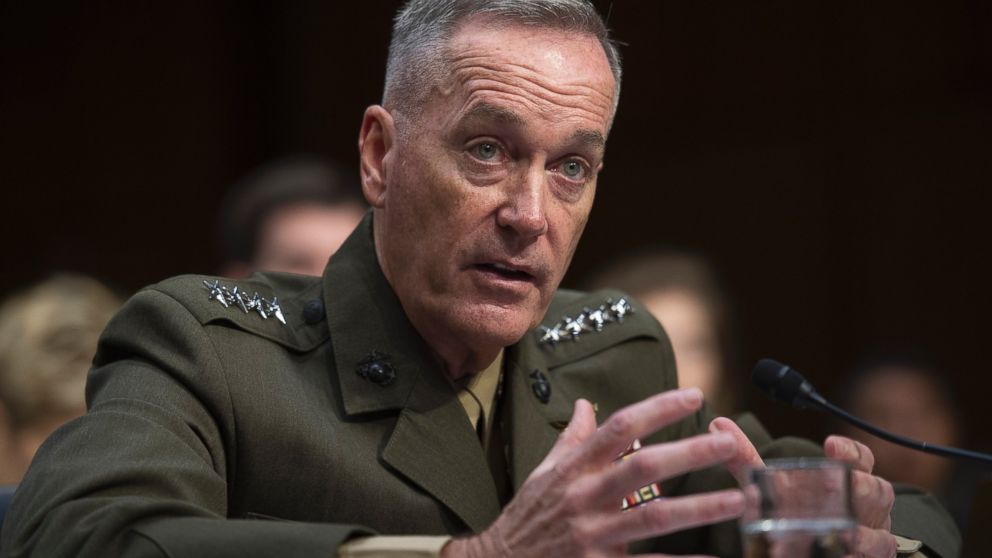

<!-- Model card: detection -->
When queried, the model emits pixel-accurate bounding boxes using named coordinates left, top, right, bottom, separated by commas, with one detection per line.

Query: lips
left=472, top=261, right=535, bottom=282
left=467, top=257, right=547, bottom=299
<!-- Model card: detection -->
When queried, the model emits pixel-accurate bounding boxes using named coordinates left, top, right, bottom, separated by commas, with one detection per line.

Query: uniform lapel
left=503, top=341, right=575, bottom=491
left=323, top=214, right=501, bottom=532
left=324, top=215, right=419, bottom=415
left=381, top=365, right=502, bottom=533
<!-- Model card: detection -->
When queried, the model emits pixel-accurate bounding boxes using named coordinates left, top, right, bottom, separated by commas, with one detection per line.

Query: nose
left=496, top=163, right=548, bottom=239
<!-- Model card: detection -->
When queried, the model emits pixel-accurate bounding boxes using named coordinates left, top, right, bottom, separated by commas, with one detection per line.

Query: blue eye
left=474, top=142, right=499, bottom=161
left=561, top=159, right=584, bottom=178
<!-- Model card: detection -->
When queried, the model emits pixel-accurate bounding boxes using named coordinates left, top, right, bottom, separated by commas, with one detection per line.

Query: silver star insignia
left=202, top=280, right=287, bottom=326
left=268, top=297, right=286, bottom=325
left=609, top=297, right=633, bottom=322
left=247, top=293, right=265, bottom=318
left=230, top=286, right=249, bottom=313
left=538, top=324, right=563, bottom=346
left=562, top=314, right=592, bottom=340
left=537, top=296, right=634, bottom=348
left=203, top=280, right=229, bottom=307
left=584, top=306, right=610, bottom=331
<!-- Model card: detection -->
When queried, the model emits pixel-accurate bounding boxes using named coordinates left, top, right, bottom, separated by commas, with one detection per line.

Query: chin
left=462, top=303, right=537, bottom=347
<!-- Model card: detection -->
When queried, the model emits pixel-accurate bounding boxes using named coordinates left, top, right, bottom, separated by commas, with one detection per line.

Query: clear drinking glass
left=741, top=458, right=856, bottom=558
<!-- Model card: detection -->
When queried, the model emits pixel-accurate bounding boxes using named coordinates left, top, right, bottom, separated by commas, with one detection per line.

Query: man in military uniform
left=0, top=1, right=959, bottom=557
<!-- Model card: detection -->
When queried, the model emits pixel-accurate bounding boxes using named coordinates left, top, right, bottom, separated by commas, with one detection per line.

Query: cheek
left=394, top=154, right=479, bottom=241
left=422, top=159, right=482, bottom=218
left=566, top=183, right=595, bottom=234
left=391, top=158, right=474, bottom=274
left=552, top=201, right=592, bottom=261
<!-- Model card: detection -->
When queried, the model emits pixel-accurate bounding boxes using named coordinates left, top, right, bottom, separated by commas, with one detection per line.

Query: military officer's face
left=361, top=18, right=615, bottom=371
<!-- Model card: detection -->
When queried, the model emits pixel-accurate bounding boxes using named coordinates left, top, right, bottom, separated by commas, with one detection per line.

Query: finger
left=559, top=388, right=704, bottom=476
left=545, top=399, right=598, bottom=461
left=532, top=399, right=598, bottom=478
left=573, top=489, right=744, bottom=547
left=824, top=435, right=875, bottom=473
left=709, top=417, right=764, bottom=485
left=571, top=432, right=738, bottom=510
left=851, top=470, right=895, bottom=529
left=852, top=525, right=898, bottom=558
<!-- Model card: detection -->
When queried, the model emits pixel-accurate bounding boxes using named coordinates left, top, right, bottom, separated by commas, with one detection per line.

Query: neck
left=428, top=339, right=501, bottom=381
left=398, top=297, right=502, bottom=380
left=372, top=219, right=503, bottom=381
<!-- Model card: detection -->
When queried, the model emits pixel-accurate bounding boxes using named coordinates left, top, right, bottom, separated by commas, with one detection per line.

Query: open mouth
left=472, top=262, right=534, bottom=281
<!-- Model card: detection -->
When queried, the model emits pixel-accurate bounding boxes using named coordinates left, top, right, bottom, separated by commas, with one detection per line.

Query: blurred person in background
left=837, top=355, right=987, bottom=529
left=216, top=156, right=366, bottom=278
left=0, top=274, right=122, bottom=485
left=585, top=249, right=741, bottom=416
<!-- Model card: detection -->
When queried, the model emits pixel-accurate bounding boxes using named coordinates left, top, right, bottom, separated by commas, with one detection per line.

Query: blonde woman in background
left=0, top=275, right=122, bottom=485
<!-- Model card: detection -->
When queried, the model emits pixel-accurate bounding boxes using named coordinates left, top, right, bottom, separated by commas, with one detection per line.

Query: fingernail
left=857, top=479, right=871, bottom=497
left=842, top=440, right=858, bottom=461
left=709, top=418, right=727, bottom=433
left=681, top=387, right=702, bottom=408
left=711, top=433, right=735, bottom=453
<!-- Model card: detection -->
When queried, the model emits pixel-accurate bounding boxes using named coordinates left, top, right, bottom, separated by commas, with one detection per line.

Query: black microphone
left=752, top=358, right=992, bottom=466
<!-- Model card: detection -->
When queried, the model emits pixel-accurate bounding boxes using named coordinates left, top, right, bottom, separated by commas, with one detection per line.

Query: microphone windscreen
left=752, top=358, right=808, bottom=407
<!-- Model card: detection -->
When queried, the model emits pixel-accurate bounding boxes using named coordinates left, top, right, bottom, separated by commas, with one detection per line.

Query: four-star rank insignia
left=536, top=296, right=634, bottom=347
left=202, top=280, right=286, bottom=325
left=616, top=439, right=663, bottom=510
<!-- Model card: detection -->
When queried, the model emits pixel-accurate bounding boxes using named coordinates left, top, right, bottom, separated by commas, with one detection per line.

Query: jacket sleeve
left=0, top=288, right=372, bottom=558
left=891, top=484, right=961, bottom=558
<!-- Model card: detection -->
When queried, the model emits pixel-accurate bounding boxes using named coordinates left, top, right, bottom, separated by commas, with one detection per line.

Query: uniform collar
left=323, top=213, right=506, bottom=530
left=322, top=213, right=577, bottom=529
left=322, top=212, right=435, bottom=416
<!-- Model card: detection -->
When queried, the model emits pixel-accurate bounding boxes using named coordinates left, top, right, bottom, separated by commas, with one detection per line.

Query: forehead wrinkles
left=447, top=52, right=614, bottom=129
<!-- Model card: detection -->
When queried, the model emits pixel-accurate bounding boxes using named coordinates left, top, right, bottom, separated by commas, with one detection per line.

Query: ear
left=358, top=105, right=396, bottom=208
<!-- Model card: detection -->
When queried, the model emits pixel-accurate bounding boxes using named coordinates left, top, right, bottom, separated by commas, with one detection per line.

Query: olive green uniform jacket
left=0, top=216, right=959, bottom=557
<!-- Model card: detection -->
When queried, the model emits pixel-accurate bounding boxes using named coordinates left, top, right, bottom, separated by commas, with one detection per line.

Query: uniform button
left=530, top=369, right=551, bottom=403
left=303, top=299, right=325, bottom=324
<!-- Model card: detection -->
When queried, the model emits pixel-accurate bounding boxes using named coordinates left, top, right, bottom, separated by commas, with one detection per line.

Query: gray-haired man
left=1, top=1, right=958, bottom=557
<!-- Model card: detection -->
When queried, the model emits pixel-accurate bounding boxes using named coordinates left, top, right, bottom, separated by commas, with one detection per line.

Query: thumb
left=710, top=416, right=764, bottom=485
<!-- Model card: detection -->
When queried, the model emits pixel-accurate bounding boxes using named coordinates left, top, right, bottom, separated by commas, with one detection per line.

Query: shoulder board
left=147, top=272, right=329, bottom=352
left=530, top=288, right=667, bottom=368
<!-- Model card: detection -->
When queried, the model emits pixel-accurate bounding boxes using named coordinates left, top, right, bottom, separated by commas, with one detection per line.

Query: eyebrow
left=570, top=128, right=606, bottom=149
left=460, top=102, right=606, bottom=151
left=461, top=103, right=525, bottom=125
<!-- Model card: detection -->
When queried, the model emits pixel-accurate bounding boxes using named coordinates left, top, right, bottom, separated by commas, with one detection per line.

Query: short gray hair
left=384, top=0, right=622, bottom=118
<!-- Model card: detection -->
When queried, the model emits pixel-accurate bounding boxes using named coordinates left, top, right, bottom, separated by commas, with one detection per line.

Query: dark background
left=1, top=1, right=990, bottom=447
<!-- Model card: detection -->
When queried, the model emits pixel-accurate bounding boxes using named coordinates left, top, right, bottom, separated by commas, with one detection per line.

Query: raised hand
left=443, top=388, right=745, bottom=558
